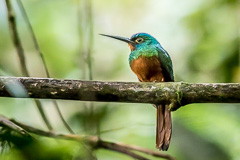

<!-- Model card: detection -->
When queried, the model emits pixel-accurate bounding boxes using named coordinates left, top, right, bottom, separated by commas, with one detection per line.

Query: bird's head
left=100, top=33, right=159, bottom=51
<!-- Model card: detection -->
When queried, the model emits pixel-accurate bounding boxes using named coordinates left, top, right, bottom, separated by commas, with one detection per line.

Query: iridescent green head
left=128, top=33, right=161, bottom=51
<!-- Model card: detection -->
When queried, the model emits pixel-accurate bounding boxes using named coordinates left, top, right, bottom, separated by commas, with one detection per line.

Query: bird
left=100, top=33, right=174, bottom=151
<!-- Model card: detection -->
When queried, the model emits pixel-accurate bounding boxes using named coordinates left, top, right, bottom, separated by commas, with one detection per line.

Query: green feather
left=129, top=46, right=158, bottom=62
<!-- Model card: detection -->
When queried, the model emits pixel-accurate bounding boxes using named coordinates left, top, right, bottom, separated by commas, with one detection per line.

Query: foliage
left=0, top=126, right=93, bottom=160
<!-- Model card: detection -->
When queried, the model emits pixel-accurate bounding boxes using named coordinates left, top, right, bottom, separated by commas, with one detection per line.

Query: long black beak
left=100, top=34, right=132, bottom=44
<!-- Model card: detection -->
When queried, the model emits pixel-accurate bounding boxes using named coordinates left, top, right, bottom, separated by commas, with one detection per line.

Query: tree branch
left=0, top=77, right=239, bottom=110
left=0, top=115, right=175, bottom=160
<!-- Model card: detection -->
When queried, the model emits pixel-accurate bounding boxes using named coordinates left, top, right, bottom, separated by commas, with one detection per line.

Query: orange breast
left=130, top=56, right=165, bottom=82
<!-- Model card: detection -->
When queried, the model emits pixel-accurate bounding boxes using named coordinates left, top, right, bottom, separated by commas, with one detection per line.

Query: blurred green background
left=0, top=0, right=240, bottom=159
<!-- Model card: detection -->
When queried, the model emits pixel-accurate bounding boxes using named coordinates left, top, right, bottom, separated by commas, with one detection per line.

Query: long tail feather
left=156, top=105, right=172, bottom=151
left=156, top=105, right=164, bottom=149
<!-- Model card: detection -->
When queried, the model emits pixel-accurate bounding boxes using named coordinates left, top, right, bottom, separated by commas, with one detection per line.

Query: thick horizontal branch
left=0, top=77, right=240, bottom=110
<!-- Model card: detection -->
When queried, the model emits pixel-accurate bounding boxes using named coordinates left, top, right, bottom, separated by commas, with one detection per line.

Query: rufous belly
left=130, top=56, right=165, bottom=82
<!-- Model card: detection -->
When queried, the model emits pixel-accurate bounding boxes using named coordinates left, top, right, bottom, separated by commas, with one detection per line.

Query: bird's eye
left=135, top=38, right=144, bottom=43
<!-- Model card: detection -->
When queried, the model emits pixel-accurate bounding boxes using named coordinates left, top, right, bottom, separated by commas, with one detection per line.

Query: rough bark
left=0, top=77, right=239, bottom=110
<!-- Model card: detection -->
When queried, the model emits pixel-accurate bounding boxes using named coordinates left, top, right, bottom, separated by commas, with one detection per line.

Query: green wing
left=157, top=47, right=174, bottom=82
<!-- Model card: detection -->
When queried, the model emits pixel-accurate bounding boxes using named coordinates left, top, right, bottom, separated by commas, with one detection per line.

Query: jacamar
left=100, top=33, right=174, bottom=151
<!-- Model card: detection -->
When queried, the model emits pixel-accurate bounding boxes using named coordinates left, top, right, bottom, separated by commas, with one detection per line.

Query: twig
left=5, top=0, right=53, bottom=131
left=15, top=0, right=74, bottom=134
left=77, top=0, right=96, bottom=136
left=34, top=99, right=53, bottom=130
left=98, top=140, right=149, bottom=160
left=77, top=0, right=86, bottom=80
left=52, top=101, right=74, bottom=133
left=86, top=0, right=94, bottom=81
left=105, top=141, right=176, bottom=160
left=0, top=115, right=175, bottom=160
left=0, top=115, right=29, bottom=137
left=5, top=0, right=29, bottom=77
left=85, top=0, right=97, bottom=136
left=15, top=0, right=50, bottom=77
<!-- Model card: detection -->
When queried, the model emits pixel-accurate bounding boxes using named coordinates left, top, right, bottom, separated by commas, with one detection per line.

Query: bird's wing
left=156, top=46, right=174, bottom=82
